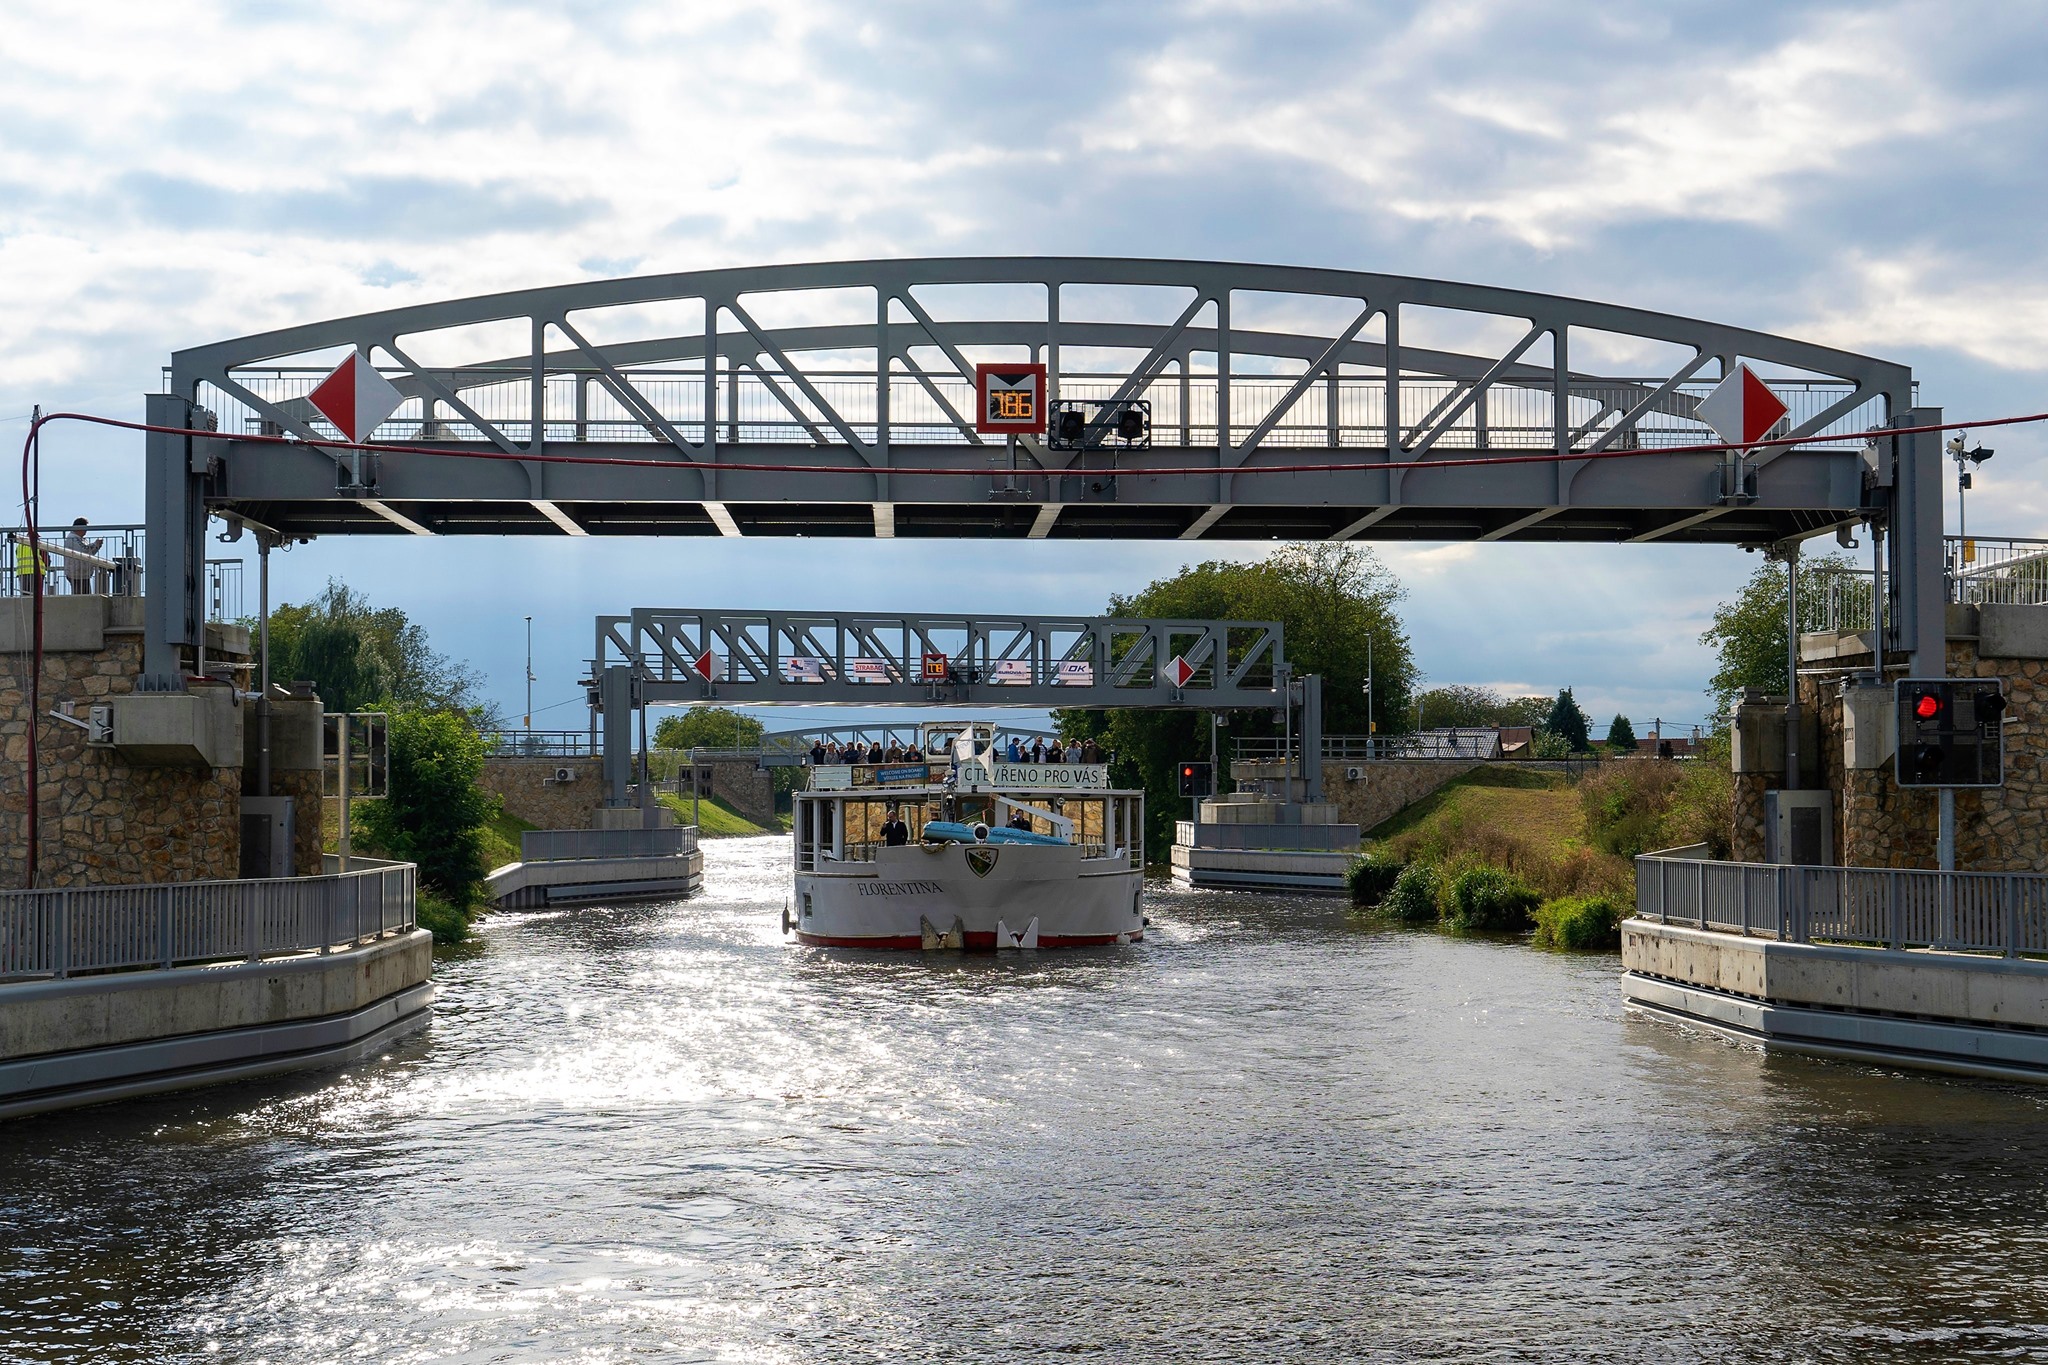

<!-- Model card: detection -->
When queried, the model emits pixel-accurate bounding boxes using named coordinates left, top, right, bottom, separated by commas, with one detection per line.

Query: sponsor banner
left=782, top=655, right=825, bottom=683
left=851, top=763, right=944, bottom=787
left=1054, top=660, right=1094, bottom=686
left=990, top=660, right=1033, bottom=685
left=848, top=657, right=895, bottom=684
left=988, top=762, right=1109, bottom=788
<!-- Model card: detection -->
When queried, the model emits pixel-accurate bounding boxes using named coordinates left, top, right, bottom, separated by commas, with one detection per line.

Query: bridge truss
left=145, top=258, right=1945, bottom=683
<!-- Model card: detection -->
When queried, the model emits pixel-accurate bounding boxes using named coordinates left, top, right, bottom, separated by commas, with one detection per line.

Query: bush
left=415, top=890, right=473, bottom=946
left=358, top=707, right=502, bottom=933
left=1347, top=849, right=1404, bottom=907
left=1580, top=752, right=1733, bottom=860
left=1532, top=894, right=1631, bottom=950
left=1441, top=865, right=1540, bottom=932
left=1381, top=862, right=1441, bottom=924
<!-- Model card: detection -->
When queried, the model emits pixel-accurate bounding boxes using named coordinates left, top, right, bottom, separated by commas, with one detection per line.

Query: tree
left=1416, top=685, right=1555, bottom=730
left=1055, top=543, right=1415, bottom=855
left=1606, top=713, right=1638, bottom=753
left=266, top=579, right=497, bottom=723
left=1543, top=688, right=1591, bottom=753
left=1699, top=552, right=1866, bottom=721
left=359, top=708, right=502, bottom=915
left=652, top=707, right=765, bottom=751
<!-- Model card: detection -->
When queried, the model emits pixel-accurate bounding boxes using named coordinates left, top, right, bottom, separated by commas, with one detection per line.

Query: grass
left=658, top=791, right=773, bottom=837
left=481, top=809, right=538, bottom=871
left=1365, top=767, right=1632, bottom=903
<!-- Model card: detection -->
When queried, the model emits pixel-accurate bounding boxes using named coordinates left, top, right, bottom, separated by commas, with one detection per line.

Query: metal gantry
left=143, top=258, right=1946, bottom=683
left=589, top=608, right=1288, bottom=804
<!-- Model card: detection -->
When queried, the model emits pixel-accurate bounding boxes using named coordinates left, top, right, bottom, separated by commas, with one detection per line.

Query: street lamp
left=1947, top=435, right=1994, bottom=545
left=524, top=615, right=534, bottom=730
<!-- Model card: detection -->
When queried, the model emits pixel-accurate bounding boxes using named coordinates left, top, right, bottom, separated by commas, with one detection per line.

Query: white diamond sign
left=307, top=350, right=404, bottom=444
left=1696, top=363, right=1789, bottom=449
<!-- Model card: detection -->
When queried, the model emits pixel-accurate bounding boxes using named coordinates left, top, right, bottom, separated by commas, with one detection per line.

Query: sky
left=2, top=0, right=2044, bottom=741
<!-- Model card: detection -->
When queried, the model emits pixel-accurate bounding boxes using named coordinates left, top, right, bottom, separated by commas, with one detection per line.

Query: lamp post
left=1364, top=633, right=1374, bottom=759
left=523, top=615, right=534, bottom=731
left=1947, top=435, right=1994, bottom=569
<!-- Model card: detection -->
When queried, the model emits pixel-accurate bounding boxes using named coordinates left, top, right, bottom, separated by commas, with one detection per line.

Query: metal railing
left=1803, top=536, right=2048, bottom=635
left=519, top=826, right=698, bottom=863
left=1635, top=852, right=2048, bottom=958
left=0, top=861, right=416, bottom=980
left=0, top=523, right=245, bottom=621
left=486, top=730, right=598, bottom=758
left=1235, top=733, right=1510, bottom=762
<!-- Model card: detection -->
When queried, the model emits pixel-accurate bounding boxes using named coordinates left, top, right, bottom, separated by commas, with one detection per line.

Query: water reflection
left=3, top=834, right=2048, bottom=1361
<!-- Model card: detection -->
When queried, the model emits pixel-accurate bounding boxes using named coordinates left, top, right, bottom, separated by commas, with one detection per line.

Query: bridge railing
left=1803, top=536, right=2048, bottom=635
left=1235, top=734, right=1504, bottom=762
left=1635, top=852, right=2048, bottom=957
left=0, top=523, right=244, bottom=620
left=486, top=730, right=598, bottom=758
left=520, top=827, right=697, bottom=863
left=0, top=861, right=416, bottom=980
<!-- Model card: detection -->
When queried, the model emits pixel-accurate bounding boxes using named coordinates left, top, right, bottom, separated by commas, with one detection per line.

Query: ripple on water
left=6, top=834, right=2048, bottom=1362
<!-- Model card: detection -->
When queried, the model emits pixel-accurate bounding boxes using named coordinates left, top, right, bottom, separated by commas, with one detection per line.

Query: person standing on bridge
left=61, top=518, right=102, bottom=595
left=9, top=532, right=48, bottom=597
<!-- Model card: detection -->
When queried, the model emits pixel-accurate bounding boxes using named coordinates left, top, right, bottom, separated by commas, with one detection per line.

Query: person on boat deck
left=886, top=742, right=904, bottom=762
left=1029, top=737, right=1044, bottom=763
left=1047, top=740, right=1064, bottom=763
left=880, top=803, right=910, bottom=847
left=1007, top=809, right=1033, bottom=832
left=809, top=741, right=826, bottom=766
left=1006, top=736, right=1022, bottom=762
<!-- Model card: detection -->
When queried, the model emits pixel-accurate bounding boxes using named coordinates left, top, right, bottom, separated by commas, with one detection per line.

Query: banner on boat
left=985, top=762, right=1109, bottom=789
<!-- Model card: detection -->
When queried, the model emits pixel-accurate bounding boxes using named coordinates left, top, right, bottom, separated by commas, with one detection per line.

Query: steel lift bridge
left=590, top=608, right=1293, bottom=807
left=147, top=257, right=1945, bottom=690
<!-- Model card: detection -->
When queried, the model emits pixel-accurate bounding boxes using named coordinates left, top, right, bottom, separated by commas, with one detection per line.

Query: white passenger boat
left=788, top=722, right=1145, bottom=949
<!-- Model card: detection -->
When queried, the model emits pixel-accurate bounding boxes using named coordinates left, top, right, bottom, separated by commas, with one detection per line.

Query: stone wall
left=0, top=621, right=245, bottom=887
left=481, top=756, right=603, bottom=831
left=702, top=759, right=776, bottom=826
left=1735, top=609, right=2048, bottom=872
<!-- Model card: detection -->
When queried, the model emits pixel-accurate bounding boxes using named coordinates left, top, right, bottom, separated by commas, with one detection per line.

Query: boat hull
left=794, top=842, right=1143, bottom=949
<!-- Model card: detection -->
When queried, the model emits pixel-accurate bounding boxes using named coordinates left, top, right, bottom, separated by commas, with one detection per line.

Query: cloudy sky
left=2, top=0, right=2043, bottom=738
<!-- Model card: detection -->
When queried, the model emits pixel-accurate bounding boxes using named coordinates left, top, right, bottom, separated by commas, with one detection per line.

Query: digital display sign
left=974, top=362, right=1048, bottom=435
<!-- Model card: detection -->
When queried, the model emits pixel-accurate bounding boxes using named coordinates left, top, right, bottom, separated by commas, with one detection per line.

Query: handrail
left=1634, top=853, right=2048, bottom=958
left=0, top=861, right=417, bottom=980
left=520, top=826, right=697, bottom=863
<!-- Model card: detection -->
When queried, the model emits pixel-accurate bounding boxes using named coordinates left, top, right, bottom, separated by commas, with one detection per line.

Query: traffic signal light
left=1895, top=679, right=2007, bottom=788
left=1178, top=760, right=1213, bottom=798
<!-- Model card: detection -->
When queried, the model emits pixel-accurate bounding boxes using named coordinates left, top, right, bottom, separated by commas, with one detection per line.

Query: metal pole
left=256, top=535, right=272, bottom=798
left=691, top=745, right=701, bottom=828
left=524, top=614, right=533, bottom=730
left=1784, top=543, right=1801, bottom=790
left=337, top=714, right=351, bottom=874
left=1365, top=633, right=1374, bottom=758
left=1938, top=787, right=1956, bottom=873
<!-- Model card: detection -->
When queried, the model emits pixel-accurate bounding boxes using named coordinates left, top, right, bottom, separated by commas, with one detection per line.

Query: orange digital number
left=993, top=389, right=1034, bottom=420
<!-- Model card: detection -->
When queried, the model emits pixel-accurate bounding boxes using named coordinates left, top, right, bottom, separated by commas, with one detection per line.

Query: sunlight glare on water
left=6, top=833, right=2048, bottom=1362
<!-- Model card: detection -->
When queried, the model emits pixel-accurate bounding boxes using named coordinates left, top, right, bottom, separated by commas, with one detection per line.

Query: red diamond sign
left=1696, top=363, right=1789, bottom=449
left=1167, top=654, right=1196, bottom=688
left=306, top=350, right=404, bottom=445
left=692, top=648, right=717, bottom=681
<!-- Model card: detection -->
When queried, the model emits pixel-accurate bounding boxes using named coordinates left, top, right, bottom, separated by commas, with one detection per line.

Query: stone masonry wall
left=703, top=759, right=776, bottom=826
left=481, top=756, right=603, bottom=831
left=1235, top=759, right=1481, bottom=835
left=0, top=632, right=243, bottom=887
left=1737, top=630, right=2048, bottom=872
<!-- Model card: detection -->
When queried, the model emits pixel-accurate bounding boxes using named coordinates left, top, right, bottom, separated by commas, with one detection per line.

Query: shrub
left=1441, top=865, right=1540, bottom=932
left=415, top=890, right=473, bottom=946
left=1347, top=849, right=1404, bottom=907
left=1532, top=894, right=1631, bottom=950
left=1381, top=862, right=1441, bottom=924
left=358, top=707, right=502, bottom=936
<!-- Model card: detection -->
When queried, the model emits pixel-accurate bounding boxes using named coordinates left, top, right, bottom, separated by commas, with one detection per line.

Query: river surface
left=6, top=835, right=2048, bottom=1362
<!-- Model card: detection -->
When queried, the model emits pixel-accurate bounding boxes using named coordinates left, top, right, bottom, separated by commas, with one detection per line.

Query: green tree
left=1543, top=688, right=1591, bottom=753
left=1699, top=551, right=1871, bottom=721
left=652, top=707, right=765, bottom=751
left=265, top=580, right=497, bottom=722
left=359, top=708, right=502, bottom=919
left=1417, top=684, right=1554, bottom=730
left=1055, top=543, right=1415, bottom=855
left=1606, top=713, right=1638, bottom=753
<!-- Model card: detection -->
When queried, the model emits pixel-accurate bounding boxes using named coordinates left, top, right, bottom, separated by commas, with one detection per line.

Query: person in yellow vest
left=9, top=532, right=49, bottom=596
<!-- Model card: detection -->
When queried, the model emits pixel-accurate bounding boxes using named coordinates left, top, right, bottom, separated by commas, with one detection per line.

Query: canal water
left=6, top=836, right=2048, bottom=1362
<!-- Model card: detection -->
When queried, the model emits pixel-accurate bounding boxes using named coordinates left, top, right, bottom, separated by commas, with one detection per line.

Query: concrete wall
left=481, top=756, right=603, bottom=830
left=0, top=930, right=432, bottom=1061
left=241, top=691, right=326, bottom=877
left=1734, top=605, right=2048, bottom=871
left=0, top=602, right=249, bottom=887
left=1235, top=759, right=1481, bottom=835
left=702, top=758, right=776, bottom=826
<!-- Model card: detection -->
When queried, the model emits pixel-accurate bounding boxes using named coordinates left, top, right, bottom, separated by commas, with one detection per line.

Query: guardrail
left=1635, top=853, right=2048, bottom=957
left=1803, top=536, right=2048, bottom=635
left=519, top=826, right=698, bottom=863
left=0, top=523, right=245, bottom=620
left=0, top=861, right=416, bottom=980
left=486, top=730, right=598, bottom=758
left=1235, top=734, right=1511, bottom=762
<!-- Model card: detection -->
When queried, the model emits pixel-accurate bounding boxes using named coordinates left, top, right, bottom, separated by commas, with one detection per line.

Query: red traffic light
left=1915, top=693, right=1942, bottom=720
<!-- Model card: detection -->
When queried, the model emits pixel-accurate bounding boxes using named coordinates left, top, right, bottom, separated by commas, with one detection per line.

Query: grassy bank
left=1366, top=767, right=1631, bottom=903
left=658, top=792, right=775, bottom=837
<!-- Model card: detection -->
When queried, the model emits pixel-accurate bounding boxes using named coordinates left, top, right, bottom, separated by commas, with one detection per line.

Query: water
left=6, top=835, right=2048, bottom=1362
